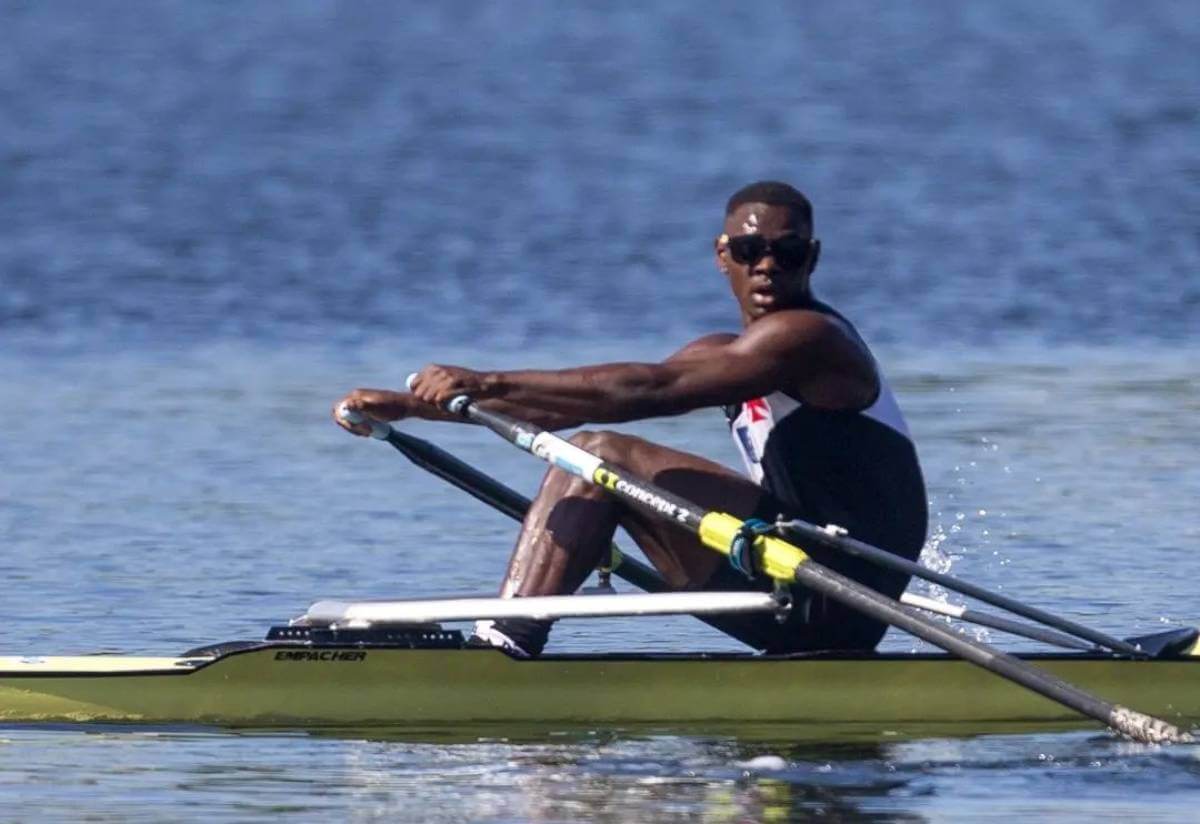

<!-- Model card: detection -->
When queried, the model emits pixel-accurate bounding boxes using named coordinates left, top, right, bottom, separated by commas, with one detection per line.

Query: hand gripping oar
left=335, top=405, right=767, bottom=646
left=337, top=406, right=1098, bottom=653
left=419, top=390, right=1191, bottom=744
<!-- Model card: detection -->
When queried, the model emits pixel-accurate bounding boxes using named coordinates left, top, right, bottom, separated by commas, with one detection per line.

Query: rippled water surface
left=2, top=1, right=1198, bottom=820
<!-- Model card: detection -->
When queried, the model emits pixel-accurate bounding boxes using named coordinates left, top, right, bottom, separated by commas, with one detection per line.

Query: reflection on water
left=1, top=725, right=1196, bottom=821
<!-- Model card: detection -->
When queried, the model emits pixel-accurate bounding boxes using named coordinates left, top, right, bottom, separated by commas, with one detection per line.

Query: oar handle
left=337, top=404, right=393, bottom=440
left=407, top=373, right=534, bottom=443
left=337, top=371, right=475, bottom=441
left=406, top=372, right=473, bottom=416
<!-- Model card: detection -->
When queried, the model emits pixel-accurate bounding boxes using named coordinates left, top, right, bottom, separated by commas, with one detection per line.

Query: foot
left=468, top=620, right=532, bottom=658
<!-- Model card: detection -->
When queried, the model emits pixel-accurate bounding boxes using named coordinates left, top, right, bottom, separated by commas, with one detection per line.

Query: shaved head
left=725, top=181, right=813, bottom=236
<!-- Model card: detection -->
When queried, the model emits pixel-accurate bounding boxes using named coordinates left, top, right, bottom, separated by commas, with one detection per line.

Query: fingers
left=332, top=388, right=404, bottom=436
left=333, top=367, right=486, bottom=434
left=408, top=364, right=480, bottom=408
left=331, top=393, right=373, bottom=437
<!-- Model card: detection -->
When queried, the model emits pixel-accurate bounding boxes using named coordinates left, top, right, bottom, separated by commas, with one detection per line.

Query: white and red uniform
left=716, top=301, right=927, bottom=651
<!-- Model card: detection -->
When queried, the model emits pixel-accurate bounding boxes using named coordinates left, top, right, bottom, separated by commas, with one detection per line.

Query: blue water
left=1, top=1, right=1198, bottom=820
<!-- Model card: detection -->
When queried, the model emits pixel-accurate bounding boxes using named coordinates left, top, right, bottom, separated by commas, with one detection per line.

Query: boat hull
left=1, top=645, right=1197, bottom=733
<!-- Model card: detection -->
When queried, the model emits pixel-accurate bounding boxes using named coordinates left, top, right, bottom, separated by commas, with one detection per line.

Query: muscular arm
left=412, top=311, right=878, bottom=424
left=355, top=334, right=743, bottom=432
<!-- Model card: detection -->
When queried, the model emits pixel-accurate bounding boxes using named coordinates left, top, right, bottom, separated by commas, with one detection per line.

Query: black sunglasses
left=724, top=233, right=817, bottom=271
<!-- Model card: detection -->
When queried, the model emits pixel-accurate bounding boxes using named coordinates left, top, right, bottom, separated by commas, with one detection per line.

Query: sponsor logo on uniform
left=745, top=397, right=771, bottom=422
left=735, top=425, right=759, bottom=464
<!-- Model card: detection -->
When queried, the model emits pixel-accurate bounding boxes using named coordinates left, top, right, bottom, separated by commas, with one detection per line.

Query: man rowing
left=334, top=181, right=928, bottom=658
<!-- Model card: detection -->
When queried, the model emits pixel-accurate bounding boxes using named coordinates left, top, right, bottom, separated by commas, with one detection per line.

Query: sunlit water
left=2, top=0, right=1199, bottom=820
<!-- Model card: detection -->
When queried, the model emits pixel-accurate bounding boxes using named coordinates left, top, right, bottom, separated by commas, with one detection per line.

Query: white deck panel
left=0, top=656, right=203, bottom=674
left=299, top=591, right=782, bottom=628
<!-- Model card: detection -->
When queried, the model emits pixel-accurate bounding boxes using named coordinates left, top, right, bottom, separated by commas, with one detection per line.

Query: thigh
left=575, top=430, right=766, bottom=588
left=589, top=433, right=894, bottom=652
left=581, top=432, right=901, bottom=653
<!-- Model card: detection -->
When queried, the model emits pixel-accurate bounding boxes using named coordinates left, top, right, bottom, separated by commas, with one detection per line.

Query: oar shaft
left=795, top=560, right=1180, bottom=741
left=386, top=430, right=669, bottom=595
left=452, top=398, right=1190, bottom=744
left=900, top=593, right=1094, bottom=652
left=340, top=407, right=530, bottom=522
left=384, top=430, right=531, bottom=522
left=781, top=520, right=1144, bottom=657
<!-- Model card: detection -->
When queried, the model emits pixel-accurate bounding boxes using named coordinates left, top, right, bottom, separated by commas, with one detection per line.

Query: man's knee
left=567, top=429, right=634, bottom=460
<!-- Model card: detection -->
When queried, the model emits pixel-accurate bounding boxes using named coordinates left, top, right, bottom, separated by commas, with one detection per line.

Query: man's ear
left=715, top=233, right=730, bottom=274
left=808, top=239, right=821, bottom=276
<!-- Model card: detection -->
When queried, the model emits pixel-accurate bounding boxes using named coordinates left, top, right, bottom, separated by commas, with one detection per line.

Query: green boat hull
left=1, top=644, right=1197, bottom=735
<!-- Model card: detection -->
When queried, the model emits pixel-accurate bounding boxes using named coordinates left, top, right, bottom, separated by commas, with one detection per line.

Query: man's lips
left=750, top=285, right=778, bottom=306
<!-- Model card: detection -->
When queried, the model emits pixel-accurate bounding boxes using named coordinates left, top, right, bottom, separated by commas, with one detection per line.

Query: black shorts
left=699, top=493, right=913, bottom=653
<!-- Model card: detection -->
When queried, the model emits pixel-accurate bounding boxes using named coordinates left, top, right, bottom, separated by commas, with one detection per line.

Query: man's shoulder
left=690, top=331, right=740, bottom=346
left=742, top=309, right=877, bottom=393
left=743, top=309, right=855, bottom=350
left=666, top=332, right=739, bottom=362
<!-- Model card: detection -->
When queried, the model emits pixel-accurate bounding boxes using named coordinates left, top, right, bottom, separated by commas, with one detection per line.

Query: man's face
left=716, top=203, right=815, bottom=323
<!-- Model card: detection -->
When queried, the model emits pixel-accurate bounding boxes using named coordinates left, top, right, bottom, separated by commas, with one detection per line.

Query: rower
left=334, top=181, right=928, bottom=658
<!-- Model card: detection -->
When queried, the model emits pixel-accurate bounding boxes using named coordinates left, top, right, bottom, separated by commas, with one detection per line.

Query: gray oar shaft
left=454, top=398, right=1191, bottom=745
left=797, top=562, right=1186, bottom=744
left=782, top=520, right=1144, bottom=658
left=901, top=593, right=1094, bottom=652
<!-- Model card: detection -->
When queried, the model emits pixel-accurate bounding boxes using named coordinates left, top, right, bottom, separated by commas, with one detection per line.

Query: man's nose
left=752, top=255, right=781, bottom=277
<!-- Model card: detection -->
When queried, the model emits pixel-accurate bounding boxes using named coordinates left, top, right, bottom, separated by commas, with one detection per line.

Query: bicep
left=665, top=333, right=739, bottom=364
left=661, top=344, right=799, bottom=408
left=642, top=335, right=805, bottom=413
left=656, top=316, right=853, bottom=410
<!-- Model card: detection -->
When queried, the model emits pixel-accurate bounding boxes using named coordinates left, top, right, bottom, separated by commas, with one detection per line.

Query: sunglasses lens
left=772, top=237, right=810, bottom=270
left=727, top=235, right=767, bottom=265
left=726, top=235, right=810, bottom=269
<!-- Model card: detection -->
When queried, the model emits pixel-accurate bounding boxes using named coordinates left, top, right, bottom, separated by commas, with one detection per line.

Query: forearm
left=408, top=327, right=788, bottom=427
left=359, top=389, right=583, bottom=431
left=489, top=362, right=720, bottom=423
